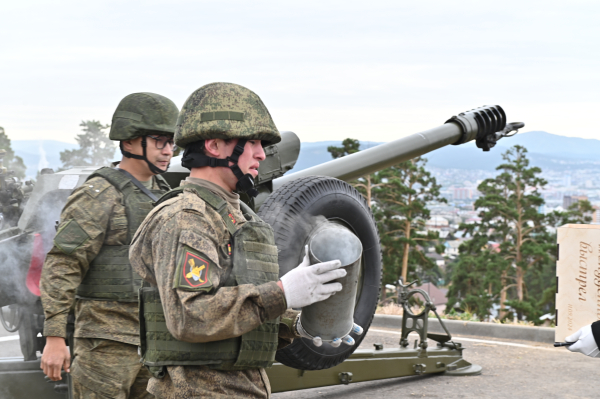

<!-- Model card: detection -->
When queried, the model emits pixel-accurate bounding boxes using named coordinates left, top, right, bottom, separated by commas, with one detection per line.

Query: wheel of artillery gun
left=258, top=176, right=382, bottom=370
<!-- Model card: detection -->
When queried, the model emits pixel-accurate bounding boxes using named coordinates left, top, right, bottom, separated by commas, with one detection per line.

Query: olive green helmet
left=109, top=92, right=179, bottom=141
left=174, top=82, right=281, bottom=147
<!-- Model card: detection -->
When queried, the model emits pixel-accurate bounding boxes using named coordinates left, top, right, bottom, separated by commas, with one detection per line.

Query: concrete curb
left=372, top=315, right=555, bottom=344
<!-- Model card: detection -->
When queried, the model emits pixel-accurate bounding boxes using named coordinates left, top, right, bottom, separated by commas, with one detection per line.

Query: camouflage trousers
left=71, top=338, right=153, bottom=399
left=147, top=366, right=270, bottom=399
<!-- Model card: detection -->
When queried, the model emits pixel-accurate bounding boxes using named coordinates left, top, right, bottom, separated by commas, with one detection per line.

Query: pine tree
left=60, top=121, right=115, bottom=168
left=0, top=126, right=27, bottom=179
left=374, top=158, right=446, bottom=285
left=522, top=199, right=596, bottom=322
left=327, top=138, right=360, bottom=159
left=446, top=233, right=507, bottom=318
left=327, top=139, right=382, bottom=207
left=452, top=145, right=551, bottom=320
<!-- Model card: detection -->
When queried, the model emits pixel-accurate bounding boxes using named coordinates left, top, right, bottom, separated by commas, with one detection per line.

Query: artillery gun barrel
left=275, top=123, right=461, bottom=188
left=274, top=105, right=512, bottom=189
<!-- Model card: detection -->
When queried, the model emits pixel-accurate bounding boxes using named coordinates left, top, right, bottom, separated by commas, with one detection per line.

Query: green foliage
left=0, top=127, right=26, bottom=179
left=60, top=121, right=115, bottom=168
left=450, top=145, right=564, bottom=324
left=446, top=234, right=507, bottom=318
left=441, top=308, right=481, bottom=322
left=373, top=157, right=446, bottom=285
left=327, top=138, right=360, bottom=159
left=546, top=199, right=593, bottom=227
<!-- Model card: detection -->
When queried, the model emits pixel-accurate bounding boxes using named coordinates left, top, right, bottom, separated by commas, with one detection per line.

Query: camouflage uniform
left=41, top=174, right=169, bottom=398
left=130, top=177, right=299, bottom=399
left=41, top=92, right=179, bottom=399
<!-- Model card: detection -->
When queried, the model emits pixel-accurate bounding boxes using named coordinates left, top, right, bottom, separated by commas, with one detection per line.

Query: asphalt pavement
left=1, top=323, right=598, bottom=398
left=273, top=326, right=599, bottom=399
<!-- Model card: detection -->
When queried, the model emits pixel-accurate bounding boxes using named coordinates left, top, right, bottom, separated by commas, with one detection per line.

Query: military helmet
left=109, top=93, right=179, bottom=141
left=175, top=82, right=281, bottom=147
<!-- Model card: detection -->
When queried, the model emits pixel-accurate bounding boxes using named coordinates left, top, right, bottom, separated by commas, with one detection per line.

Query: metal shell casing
left=302, top=224, right=363, bottom=341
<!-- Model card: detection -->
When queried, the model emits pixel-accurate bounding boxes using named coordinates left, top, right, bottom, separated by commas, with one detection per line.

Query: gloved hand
left=295, top=313, right=364, bottom=347
left=280, top=246, right=346, bottom=309
left=566, top=324, right=600, bottom=357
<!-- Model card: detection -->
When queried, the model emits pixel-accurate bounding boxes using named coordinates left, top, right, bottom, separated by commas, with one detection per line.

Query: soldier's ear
left=121, top=139, right=135, bottom=152
left=204, top=139, right=223, bottom=158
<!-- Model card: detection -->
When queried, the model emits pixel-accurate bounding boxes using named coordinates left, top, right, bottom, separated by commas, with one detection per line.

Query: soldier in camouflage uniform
left=129, top=82, right=359, bottom=398
left=40, top=92, right=179, bottom=398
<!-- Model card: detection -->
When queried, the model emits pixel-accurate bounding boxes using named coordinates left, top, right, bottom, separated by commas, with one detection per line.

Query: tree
left=521, top=199, right=596, bottom=322
left=374, top=158, right=446, bottom=285
left=60, top=121, right=115, bottom=168
left=327, top=138, right=382, bottom=207
left=446, top=232, right=508, bottom=318
left=0, top=126, right=27, bottom=179
left=546, top=199, right=593, bottom=227
left=327, top=138, right=360, bottom=159
left=452, top=145, right=551, bottom=320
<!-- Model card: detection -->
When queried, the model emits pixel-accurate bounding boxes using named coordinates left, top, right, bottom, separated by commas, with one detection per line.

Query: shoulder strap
left=154, top=186, right=186, bottom=207
left=180, top=183, right=238, bottom=235
left=86, top=166, right=159, bottom=202
left=116, top=168, right=158, bottom=202
left=153, top=183, right=237, bottom=235
left=152, top=174, right=171, bottom=191
left=240, top=201, right=257, bottom=218
left=86, top=167, right=129, bottom=190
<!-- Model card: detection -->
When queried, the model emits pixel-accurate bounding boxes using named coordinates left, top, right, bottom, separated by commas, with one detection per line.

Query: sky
left=1, top=0, right=600, bottom=144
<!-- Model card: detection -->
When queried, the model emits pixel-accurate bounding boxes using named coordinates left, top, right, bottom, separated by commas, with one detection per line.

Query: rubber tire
left=258, top=176, right=382, bottom=370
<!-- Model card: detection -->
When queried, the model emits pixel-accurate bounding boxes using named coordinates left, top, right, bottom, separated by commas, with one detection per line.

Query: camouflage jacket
left=41, top=173, right=166, bottom=345
left=130, top=177, right=299, bottom=398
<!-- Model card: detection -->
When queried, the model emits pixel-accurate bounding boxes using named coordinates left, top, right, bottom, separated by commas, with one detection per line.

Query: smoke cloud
left=309, top=224, right=362, bottom=266
left=0, top=179, right=72, bottom=308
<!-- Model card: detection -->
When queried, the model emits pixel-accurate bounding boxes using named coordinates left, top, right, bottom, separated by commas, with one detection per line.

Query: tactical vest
left=139, top=184, right=280, bottom=372
left=76, top=167, right=170, bottom=302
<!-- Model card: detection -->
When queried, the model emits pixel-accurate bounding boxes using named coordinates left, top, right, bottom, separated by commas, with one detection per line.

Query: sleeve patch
left=174, top=247, right=215, bottom=291
left=54, top=219, right=90, bottom=255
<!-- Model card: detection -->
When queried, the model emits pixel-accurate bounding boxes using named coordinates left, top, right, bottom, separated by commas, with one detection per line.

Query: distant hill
left=494, top=131, right=600, bottom=159
left=424, top=131, right=600, bottom=172
left=294, top=141, right=383, bottom=171
left=10, top=131, right=600, bottom=179
left=292, top=131, right=600, bottom=173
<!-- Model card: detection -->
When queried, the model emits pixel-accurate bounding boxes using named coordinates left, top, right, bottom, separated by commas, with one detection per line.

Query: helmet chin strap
left=181, top=139, right=259, bottom=198
left=121, top=137, right=169, bottom=175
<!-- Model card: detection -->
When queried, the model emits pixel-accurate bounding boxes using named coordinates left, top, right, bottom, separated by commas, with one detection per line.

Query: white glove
left=296, top=313, right=364, bottom=347
left=280, top=246, right=346, bottom=309
left=566, top=324, right=600, bottom=357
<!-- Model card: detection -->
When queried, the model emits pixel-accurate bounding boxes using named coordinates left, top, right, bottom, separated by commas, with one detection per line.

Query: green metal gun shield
left=175, top=82, right=281, bottom=147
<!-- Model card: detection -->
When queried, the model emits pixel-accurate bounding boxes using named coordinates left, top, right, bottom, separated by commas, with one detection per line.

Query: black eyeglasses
left=147, top=135, right=175, bottom=150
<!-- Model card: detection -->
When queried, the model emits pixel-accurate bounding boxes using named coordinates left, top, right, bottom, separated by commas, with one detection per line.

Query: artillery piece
left=0, top=105, right=521, bottom=398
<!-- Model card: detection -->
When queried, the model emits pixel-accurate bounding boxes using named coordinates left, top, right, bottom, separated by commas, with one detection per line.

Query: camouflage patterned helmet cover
left=175, top=82, right=281, bottom=147
left=109, top=93, right=179, bottom=141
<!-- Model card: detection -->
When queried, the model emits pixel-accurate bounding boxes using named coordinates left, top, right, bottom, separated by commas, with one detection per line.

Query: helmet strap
left=181, top=139, right=259, bottom=198
left=121, top=137, right=169, bottom=175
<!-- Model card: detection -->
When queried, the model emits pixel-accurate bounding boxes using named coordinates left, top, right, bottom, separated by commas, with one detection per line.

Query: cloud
left=1, top=0, right=600, bottom=143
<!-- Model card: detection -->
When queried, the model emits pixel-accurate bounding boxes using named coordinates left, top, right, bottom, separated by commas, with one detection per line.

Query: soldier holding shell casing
left=130, top=82, right=360, bottom=398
